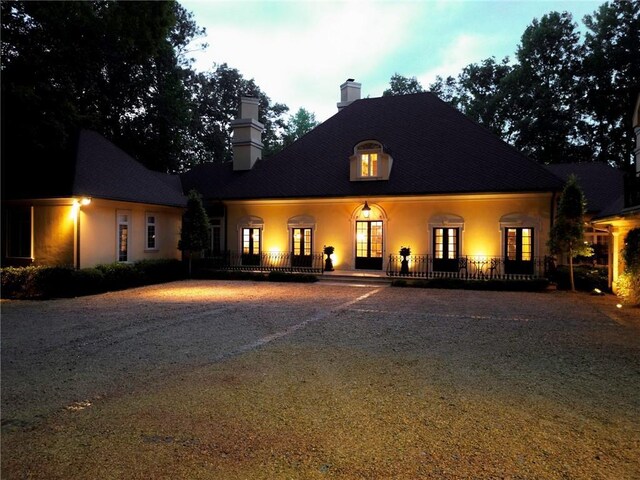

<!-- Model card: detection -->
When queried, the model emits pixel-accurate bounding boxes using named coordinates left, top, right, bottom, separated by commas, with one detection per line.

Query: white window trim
left=145, top=212, right=158, bottom=252
left=428, top=214, right=465, bottom=256
left=237, top=215, right=264, bottom=254
left=287, top=215, right=316, bottom=254
left=499, top=213, right=541, bottom=260
left=116, top=210, right=131, bottom=263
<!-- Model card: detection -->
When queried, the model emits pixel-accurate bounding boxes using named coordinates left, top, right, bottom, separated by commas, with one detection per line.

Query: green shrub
left=615, top=272, right=640, bottom=306
left=1, top=266, right=37, bottom=298
left=550, top=265, right=609, bottom=292
left=72, top=268, right=106, bottom=296
left=95, top=262, right=143, bottom=291
left=135, top=259, right=186, bottom=284
left=2, top=259, right=186, bottom=299
left=31, top=266, right=76, bottom=298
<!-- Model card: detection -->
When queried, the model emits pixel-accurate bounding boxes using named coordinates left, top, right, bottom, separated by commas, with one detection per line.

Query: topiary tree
left=548, top=175, right=587, bottom=291
left=178, top=190, right=211, bottom=276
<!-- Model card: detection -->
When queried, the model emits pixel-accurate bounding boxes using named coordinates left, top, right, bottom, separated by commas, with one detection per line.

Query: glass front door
left=355, top=221, right=383, bottom=270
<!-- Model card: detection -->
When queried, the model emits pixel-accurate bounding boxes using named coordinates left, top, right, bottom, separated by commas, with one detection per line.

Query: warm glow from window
left=360, top=153, right=378, bottom=177
left=522, top=228, right=532, bottom=261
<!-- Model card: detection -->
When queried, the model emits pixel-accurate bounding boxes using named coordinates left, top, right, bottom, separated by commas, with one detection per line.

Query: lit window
left=117, top=212, right=129, bottom=262
left=505, top=227, right=534, bottom=263
left=355, top=141, right=384, bottom=179
left=146, top=214, right=157, bottom=250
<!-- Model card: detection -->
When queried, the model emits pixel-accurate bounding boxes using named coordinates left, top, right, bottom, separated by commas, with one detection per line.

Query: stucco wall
left=33, top=204, right=75, bottom=267
left=224, top=193, right=554, bottom=271
left=79, top=199, right=183, bottom=268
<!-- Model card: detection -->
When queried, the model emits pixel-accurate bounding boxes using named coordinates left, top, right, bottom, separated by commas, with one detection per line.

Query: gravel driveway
left=1, top=280, right=639, bottom=479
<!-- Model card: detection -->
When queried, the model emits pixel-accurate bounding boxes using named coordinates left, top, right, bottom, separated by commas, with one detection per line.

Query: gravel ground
left=1, top=280, right=639, bottom=479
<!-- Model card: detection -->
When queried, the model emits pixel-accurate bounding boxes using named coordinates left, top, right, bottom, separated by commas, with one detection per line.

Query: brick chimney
left=337, top=79, right=361, bottom=111
left=231, top=97, right=264, bottom=171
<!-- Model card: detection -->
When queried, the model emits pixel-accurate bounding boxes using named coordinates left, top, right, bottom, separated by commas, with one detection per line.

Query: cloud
left=415, top=32, right=501, bottom=88
left=185, top=0, right=419, bottom=121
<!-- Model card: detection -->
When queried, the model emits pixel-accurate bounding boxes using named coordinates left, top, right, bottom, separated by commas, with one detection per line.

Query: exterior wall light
left=80, top=197, right=92, bottom=206
left=362, top=201, right=371, bottom=218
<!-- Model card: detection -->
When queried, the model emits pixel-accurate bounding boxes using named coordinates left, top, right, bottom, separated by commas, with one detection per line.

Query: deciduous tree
left=582, top=0, right=640, bottom=170
left=383, top=74, right=424, bottom=96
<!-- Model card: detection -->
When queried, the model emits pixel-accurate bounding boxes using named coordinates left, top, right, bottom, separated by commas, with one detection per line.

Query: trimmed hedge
left=1, top=259, right=186, bottom=299
left=391, top=277, right=550, bottom=292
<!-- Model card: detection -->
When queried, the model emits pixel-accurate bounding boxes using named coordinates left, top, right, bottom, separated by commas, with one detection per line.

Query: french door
left=433, top=227, right=459, bottom=272
left=292, top=227, right=312, bottom=267
left=355, top=221, right=383, bottom=270
left=504, top=227, right=534, bottom=274
left=242, top=227, right=261, bottom=266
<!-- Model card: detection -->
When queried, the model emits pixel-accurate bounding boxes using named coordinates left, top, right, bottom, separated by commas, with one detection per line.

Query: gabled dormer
left=349, top=140, right=393, bottom=181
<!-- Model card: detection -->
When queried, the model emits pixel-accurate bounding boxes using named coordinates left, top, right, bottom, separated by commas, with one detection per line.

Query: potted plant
left=323, top=245, right=335, bottom=271
left=399, top=246, right=411, bottom=275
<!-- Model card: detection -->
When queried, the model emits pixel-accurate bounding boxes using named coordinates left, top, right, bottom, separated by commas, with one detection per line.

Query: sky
left=180, top=0, right=602, bottom=122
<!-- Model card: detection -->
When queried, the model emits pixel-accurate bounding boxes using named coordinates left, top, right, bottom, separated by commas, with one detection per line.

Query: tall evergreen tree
left=548, top=175, right=587, bottom=292
left=178, top=190, right=211, bottom=276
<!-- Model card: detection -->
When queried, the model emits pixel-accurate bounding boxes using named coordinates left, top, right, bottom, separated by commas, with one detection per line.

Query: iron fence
left=386, top=254, right=553, bottom=280
left=199, top=251, right=325, bottom=274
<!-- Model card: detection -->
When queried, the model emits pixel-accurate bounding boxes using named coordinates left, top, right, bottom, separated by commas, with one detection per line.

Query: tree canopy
left=388, top=1, right=639, bottom=169
left=1, top=0, right=313, bottom=182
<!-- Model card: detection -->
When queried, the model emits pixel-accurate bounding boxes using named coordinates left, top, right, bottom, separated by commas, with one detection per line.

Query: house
left=181, top=81, right=563, bottom=278
left=590, top=94, right=640, bottom=289
left=1, top=130, right=186, bottom=269
left=2, top=80, right=569, bottom=278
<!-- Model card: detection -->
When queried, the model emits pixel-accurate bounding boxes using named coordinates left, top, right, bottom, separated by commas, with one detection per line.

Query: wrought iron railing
left=199, top=251, right=325, bottom=274
left=386, top=254, right=553, bottom=280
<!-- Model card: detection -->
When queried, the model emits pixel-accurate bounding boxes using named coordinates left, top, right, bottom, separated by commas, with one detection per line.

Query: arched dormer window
left=349, top=140, right=393, bottom=181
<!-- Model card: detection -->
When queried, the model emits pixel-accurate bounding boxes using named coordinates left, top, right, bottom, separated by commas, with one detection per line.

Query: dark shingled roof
left=181, top=92, right=563, bottom=200
left=73, top=130, right=186, bottom=207
left=545, top=162, right=624, bottom=215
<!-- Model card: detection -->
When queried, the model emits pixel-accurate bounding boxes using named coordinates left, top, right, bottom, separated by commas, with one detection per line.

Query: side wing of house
left=2, top=130, right=187, bottom=269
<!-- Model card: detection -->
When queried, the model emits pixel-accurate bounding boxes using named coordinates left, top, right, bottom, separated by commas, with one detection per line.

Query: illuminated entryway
left=355, top=220, right=383, bottom=270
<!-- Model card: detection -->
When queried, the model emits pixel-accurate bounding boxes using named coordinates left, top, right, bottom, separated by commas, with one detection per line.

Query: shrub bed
left=391, top=277, right=550, bottom=292
left=1, top=259, right=186, bottom=299
left=549, top=265, right=609, bottom=292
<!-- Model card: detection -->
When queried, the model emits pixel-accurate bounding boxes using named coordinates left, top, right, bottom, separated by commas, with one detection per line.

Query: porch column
left=611, top=230, right=620, bottom=292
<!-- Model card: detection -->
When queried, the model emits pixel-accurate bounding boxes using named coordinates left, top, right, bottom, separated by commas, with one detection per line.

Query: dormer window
left=350, top=141, right=393, bottom=181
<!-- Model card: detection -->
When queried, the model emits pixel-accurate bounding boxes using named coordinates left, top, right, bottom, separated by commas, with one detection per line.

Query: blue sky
left=180, top=0, right=602, bottom=122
